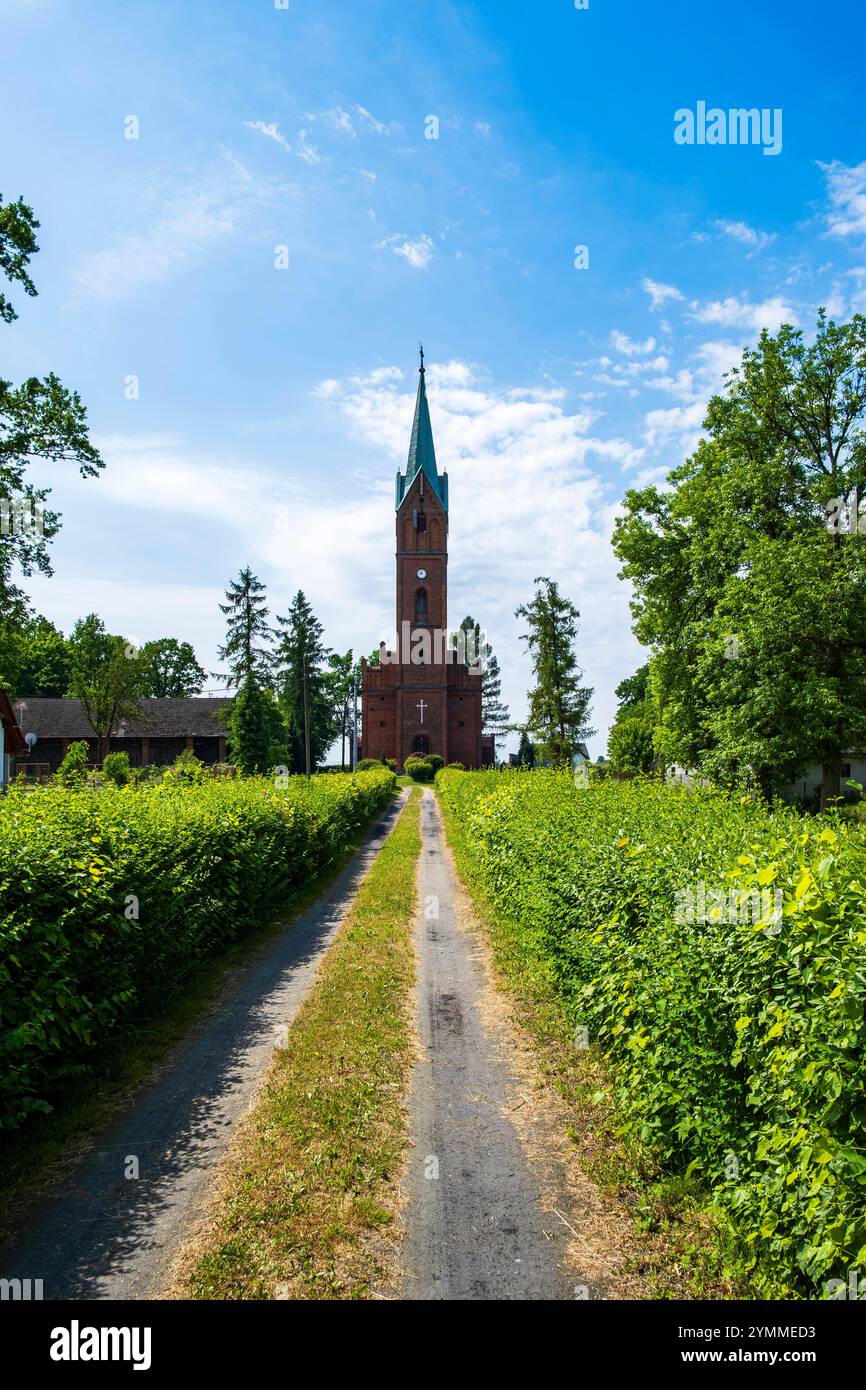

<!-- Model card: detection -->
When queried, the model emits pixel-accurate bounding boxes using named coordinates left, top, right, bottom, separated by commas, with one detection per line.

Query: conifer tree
left=273, top=590, right=334, bottom=772
left=515, top=577, right=594, bottom=765
left=216, top=567, right=273, bottom=688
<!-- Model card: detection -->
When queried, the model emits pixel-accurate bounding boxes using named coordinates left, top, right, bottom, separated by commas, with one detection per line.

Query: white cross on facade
left=417, top=699, right=427, bottom=722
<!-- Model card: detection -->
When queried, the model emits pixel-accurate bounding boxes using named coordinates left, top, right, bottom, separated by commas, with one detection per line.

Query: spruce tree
left=216, top=567, right=273, bottom=688
left=273, top=590, right=334, bottom=772
left=515, top=577, right=594, bottom=765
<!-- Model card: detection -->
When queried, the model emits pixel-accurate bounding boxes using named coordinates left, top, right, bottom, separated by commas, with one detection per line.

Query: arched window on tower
left=415, top=587, right=428, bottom=623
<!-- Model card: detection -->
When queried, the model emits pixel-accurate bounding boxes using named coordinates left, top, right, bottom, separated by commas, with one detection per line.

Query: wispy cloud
left=611, top=330, right=657, bottom=356
left=688, top=293, right=797, bottom=332
left=244, top=119, right=291, bottom=152
left=305, top=103, right=399, bottom=140
left=713, top=219, right=776, bottom=254
left=820, top=159, right=866, bottom=239
left=641, top=276, right=685, bottom=310
left=377, top=232, right=436, bottom=269
left=68, top=156, right=279, bottom=305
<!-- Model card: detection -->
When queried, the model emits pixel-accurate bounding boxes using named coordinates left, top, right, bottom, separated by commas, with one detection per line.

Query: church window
left=415, top=587, right=428, bottom=621
left=458, top=720, right=465, bottom=728
left=416, top=511, right=427, bottom=533
left=413, top=735, right=430, bottom=754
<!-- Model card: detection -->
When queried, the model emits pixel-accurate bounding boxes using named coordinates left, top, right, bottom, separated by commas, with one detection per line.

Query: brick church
left=360, top=350, right=492, bottom=770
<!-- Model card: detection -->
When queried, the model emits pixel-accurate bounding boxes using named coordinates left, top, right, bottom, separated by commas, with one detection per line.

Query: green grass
left=436, top=782, right=755, bottom=1301
left=185, top=788, right=421, bottom=1300
left=0, top=791, right=399, bottom=1244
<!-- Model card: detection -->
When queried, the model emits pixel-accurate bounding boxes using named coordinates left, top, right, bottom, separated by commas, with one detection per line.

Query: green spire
left=395, top=345, right=448, bottom=511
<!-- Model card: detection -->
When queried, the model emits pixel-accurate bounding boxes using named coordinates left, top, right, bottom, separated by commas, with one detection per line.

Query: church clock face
left=416, top=567, right=428, bottom=580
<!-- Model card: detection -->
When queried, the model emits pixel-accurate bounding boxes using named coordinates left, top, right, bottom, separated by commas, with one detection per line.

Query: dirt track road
left=401, top=789, right=592, bottom=1301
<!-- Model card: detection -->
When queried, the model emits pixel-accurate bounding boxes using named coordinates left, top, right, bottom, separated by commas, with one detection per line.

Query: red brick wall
left=359, top=466, right=484, bottom=770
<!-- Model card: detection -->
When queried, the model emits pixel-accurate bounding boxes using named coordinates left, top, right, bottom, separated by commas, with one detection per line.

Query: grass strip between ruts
left=186, top=787, right=422, bottom=1300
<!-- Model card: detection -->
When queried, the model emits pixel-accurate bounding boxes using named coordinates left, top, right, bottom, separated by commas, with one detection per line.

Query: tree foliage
left=515, top=576, right=594, bottom=764
left=453, top=614, right=510, bottom=746
left=66, top=614, right=144, bottom=758
left=0, top=195, right=102, bottom=618
left=217, top=567, right=273, bottom=688
left=274, top=590, right=334, bottom=772
left=224, top=680, right=288, bottom=776
left=613, top=312, right=866, bottom=804
left=139, top=637, right=207, bottom=698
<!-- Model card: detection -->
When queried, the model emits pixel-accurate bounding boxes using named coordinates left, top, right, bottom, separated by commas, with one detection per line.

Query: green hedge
left=0, top=769, right=395, bottom=1131
left=438, top=768, right=866, bottom=1297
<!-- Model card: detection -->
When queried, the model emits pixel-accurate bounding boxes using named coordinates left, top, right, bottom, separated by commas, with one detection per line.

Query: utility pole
left=352, top=669, right=359, bottom=771
left=303, top=650, right=311, bottom=778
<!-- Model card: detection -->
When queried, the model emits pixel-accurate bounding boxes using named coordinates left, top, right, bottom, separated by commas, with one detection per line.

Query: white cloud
left=69, top=156, right=279, bottom=305
left=312, top=379, right=341, bottom=400
left=326, top=106, right=358, bottom=137
left=689, top=294, right=797, bottom=332
left=820, top=159, right=866, bottom=239
left=244, top=120, right=291, bottom=152
left=642, top=277, right=685, bottom=310
left=713, top=219, right=776, bottom=254
left=644, top=400, right=707, bottom=451
left=377, top=232, right=436, bottom=270
left=611, top=330, right=657, bottom=356
left=296, top=130, right=322, bottom=165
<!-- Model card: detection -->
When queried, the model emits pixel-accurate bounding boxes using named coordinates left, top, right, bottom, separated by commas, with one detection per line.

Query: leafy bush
left=163, top=749, right=205, bottom=785
left=0, top=768, right=396, bottom=1130
left=55, top=739, right=90, bottom=787
left=404, top=756, right=435, bottom=783
left=438, top=768, right=866, bottom=1297
left=356, top=758, right=383, bottom=772
left=426, top=753, right=444, bottom=773
left=102, top=752, right=133, bottom=787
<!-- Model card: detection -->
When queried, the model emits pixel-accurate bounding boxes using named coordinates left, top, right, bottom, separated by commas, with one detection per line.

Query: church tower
left=360, top=349, right=484, bottom=769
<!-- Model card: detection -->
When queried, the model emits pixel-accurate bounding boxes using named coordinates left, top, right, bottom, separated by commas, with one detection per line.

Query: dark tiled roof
left=13, top=697, right=230, bottom=740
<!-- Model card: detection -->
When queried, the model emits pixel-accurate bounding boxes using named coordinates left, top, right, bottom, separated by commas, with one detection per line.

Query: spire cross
left=419, top=342, right=425, bottom=374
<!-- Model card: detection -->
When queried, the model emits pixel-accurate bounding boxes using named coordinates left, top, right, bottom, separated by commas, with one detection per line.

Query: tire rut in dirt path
left=401, top=789, right=598, bottom=1301
left=0, top=789, right=410, bottom=1302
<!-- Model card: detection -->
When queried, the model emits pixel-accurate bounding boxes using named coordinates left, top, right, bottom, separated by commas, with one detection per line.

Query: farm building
left=11, top=697, right=230, bottom=776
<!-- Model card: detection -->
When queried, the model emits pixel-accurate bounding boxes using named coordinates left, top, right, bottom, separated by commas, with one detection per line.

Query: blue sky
left=3, top=0, right=866, bottom=753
